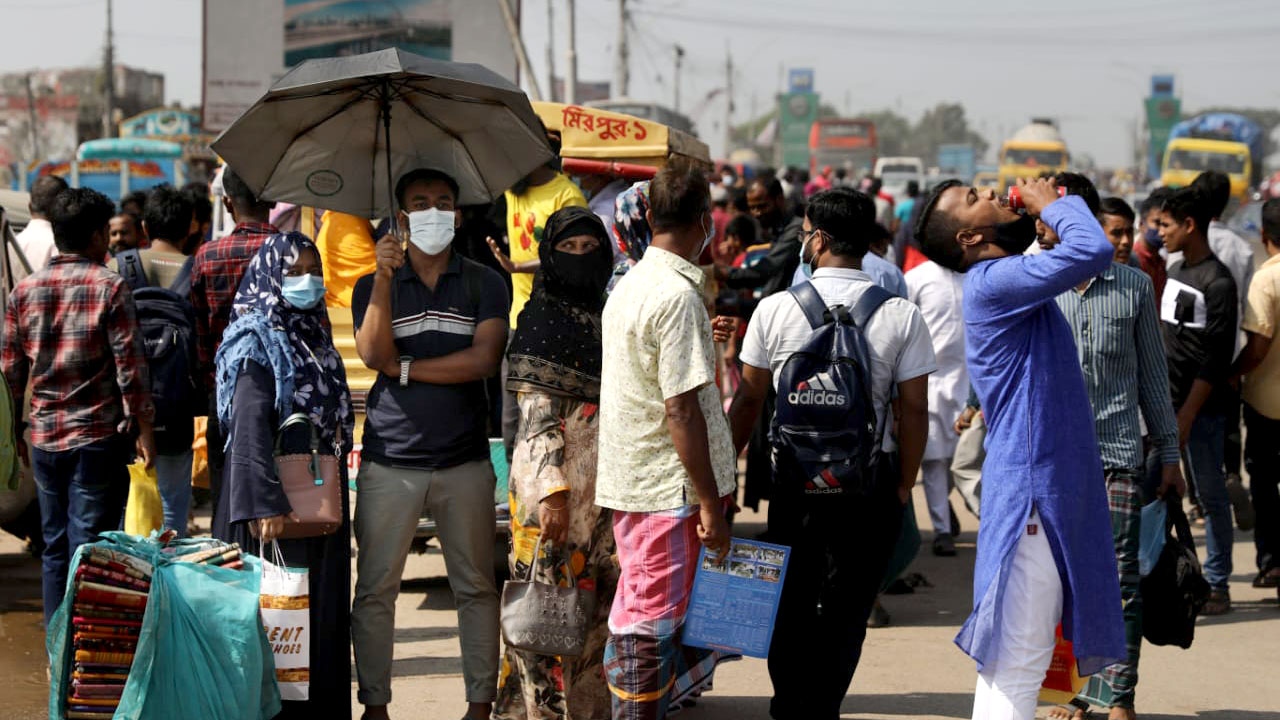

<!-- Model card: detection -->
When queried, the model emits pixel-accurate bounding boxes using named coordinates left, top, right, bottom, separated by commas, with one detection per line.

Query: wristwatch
left=399, top=355, right=412, bottom=387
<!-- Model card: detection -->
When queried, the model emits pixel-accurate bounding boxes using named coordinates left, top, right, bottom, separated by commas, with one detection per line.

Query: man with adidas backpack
left=108, top=185, right=202, bottom=537
left=729, top=188, right=936, bottom=719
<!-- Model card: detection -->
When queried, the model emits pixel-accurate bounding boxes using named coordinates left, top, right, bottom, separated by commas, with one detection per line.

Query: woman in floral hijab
left=213, top=231, right=354, bottom=720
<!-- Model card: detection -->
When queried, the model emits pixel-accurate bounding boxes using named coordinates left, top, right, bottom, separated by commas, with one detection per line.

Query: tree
left=910, top=102, right=988, bottom=161
left=859, top=109, right=912, bottom=157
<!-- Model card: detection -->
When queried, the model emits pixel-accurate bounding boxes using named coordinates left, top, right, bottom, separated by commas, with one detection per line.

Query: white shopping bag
left=259, top=539, right=311, bottom=701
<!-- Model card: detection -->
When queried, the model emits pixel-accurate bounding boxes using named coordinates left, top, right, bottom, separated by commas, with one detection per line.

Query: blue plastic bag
left=46, top=532, right=282, bottom=720
left=1139, top=499, right=1168, bottom=578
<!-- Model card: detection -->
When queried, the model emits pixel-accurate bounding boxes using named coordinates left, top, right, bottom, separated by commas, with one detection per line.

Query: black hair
left=113, top=211, right=143, bottom=233
left=866, top=177, right=882, bottom=195
left=724, top=214, right=757, bottom=246
left=1052, top=172, right=1100, bottom=216
left=649, top=159, right=710, bottom=232
left=914, top=179, right=966, bottom=272
left=806, top=188, right=874, bottom=259
left=50, top=187, right=115, bottom=254
left=1098, top=196, right=1135, bottom=225
left=119, top=189, right=148, bottom=216
left=1261, top=197, right=1280, bottom=246
left=182, top=182, right=213, bottom=225
left=731, top=189, right=748, bottom=214
left=1161, top=186, right=1213, bottom=235
left=835, top=168, right=848, bottom=180
left=749, top=177, right=785, bottom=199
left=1190, top=170, right=1231, bottom=220
left=394, top=168, right=460, bottom=209
left=29, top=175, right=68, bottom=217
left=143, top=185, right=195, bottom=243
left=221, top=167, right=273, bottom=213
left=1140, top=186, right=1173, bottom=220
left=906, top=180, right=920, bottom=198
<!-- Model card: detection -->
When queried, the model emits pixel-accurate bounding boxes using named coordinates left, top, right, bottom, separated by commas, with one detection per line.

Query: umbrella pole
left=381, top=84, right=397, bottom=226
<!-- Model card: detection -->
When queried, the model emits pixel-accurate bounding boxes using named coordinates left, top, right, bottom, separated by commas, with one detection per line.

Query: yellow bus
left=997, top=140, right=1068, bottom=192
left=1161, top=138, right=1251, bottom=203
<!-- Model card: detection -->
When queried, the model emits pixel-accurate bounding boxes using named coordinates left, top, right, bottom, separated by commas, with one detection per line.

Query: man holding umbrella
left=351, top=168, right=509, bottom=720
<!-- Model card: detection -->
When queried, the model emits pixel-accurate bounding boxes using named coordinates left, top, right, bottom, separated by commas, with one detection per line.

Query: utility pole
left=545, top=0, right=556, bottom=102
left=498, top=0, right=542, bottom=101
left=102, top=0, right=115, bottom=138
left=614, top=0, right=629, bottom=98
left=24, top=74, right=41, bottom=161
left=565, top=0, right=578, bottom=105
left=673, top=45, right=684, bottom=112
left=723, top=44, right=732, bottom=157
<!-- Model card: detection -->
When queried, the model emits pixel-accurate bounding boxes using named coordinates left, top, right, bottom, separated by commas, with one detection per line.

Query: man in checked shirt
left=189, top=168, right=277, bottom=517
left=2, top=187, right=157, bottom=626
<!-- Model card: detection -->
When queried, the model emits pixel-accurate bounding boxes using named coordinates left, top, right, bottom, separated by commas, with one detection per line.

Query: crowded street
left=3, top=2, right=1280, bottom=719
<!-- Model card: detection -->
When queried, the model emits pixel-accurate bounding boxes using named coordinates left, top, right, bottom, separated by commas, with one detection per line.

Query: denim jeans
left=31, top=435, right=131, bottom=624
left=154, top=449, right=193, bottom=538
left=1184, top=412, right=1232, bottom=591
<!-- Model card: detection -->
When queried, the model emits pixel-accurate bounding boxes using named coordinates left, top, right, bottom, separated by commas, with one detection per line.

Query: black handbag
left=1140, top=495, right=1210, bottom=648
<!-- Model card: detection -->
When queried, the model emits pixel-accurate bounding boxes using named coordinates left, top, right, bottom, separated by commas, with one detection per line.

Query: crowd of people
left=3, top=144, right=1277, bottom=720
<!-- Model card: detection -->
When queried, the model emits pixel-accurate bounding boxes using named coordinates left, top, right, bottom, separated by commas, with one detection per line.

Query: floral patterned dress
left=494, top=392, right=618, bottom=720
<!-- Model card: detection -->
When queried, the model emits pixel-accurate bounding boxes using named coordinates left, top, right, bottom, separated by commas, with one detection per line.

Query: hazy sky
left=4, top=0, right=1278, bottom=166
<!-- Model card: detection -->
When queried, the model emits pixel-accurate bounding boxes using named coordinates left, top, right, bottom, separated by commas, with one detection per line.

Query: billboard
left=203, top=1, right=518, bottom=133
left=779, top=91, right=819, bottom=169
left=1146, top=96, right=1181, bottom=179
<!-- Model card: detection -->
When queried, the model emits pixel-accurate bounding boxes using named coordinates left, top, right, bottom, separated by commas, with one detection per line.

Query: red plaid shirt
left=2, top=254, right=154, bottom=452
left=189, top=221, right=278, bottom=388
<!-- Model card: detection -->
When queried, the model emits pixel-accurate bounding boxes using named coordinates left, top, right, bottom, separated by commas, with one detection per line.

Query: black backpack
left=1140, top=495, right=1211, bottom=648
left=115, top=250, right=202, bottom=440
left=770, top=281, right=892, bottom=496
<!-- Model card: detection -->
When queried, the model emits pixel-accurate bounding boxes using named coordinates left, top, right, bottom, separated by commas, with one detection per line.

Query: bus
left=808, top=119, right=877, bottom=177
left=1161, top=138, right=1251, bottom=205
left=583, top=99, right=697, bottom=137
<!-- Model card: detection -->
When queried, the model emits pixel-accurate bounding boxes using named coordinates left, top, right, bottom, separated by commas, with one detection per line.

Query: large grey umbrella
left=211, top=47, right=553, bottom=217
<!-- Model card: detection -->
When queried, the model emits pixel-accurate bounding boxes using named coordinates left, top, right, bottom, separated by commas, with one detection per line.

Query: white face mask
left=699, top=213, right=714, bottom=257
left=406, top=208, right=455, bottom=255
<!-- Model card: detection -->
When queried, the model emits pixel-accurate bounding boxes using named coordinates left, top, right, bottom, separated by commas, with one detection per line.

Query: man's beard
left=992, top=214, right=1038, bottom=255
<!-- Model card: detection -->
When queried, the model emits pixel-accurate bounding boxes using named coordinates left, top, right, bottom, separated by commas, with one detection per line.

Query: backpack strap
left=168, top=255, right=195, bottom=294
left=849, top=283, right=893, bottom=330
left=787, top=281, right=830, bottom=329
left=115, top=249, right=150, bottom=291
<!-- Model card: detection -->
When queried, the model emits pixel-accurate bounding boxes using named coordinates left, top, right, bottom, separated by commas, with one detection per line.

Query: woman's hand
left=487, top=236, right=517, bottom=274
left=249, top=512, right=299, bottom=542
left=538, top=491, right=570, bottom=545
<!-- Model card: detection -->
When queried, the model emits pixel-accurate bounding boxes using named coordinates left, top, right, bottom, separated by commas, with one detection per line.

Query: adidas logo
left=788, top=371, right=847, bottom=407
left=805, top=467, right=845, bottom=494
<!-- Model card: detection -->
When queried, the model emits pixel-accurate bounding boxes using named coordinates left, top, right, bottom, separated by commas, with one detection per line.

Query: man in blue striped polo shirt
left=1039, top=181, right=1184, bottom=720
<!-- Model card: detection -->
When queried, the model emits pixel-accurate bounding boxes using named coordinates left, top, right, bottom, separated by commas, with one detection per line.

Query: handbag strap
left=274, top=412, right=320, bottom=456
left=527, top=532, right=577, bottom=588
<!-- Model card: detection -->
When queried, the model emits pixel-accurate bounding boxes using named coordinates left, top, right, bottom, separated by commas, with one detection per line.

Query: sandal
left=1202, top=590, right=1231, bottom=616
left=1046, top=698, right=1092, bottom=719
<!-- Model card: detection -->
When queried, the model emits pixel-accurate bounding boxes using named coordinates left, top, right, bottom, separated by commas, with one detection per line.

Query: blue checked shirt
left=1055, top=262, right=1180, bottom=470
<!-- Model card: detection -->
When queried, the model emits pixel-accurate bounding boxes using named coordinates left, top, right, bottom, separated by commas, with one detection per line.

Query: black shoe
left=949, top=503, right=962, bottom=538
left=1253, top=568, right=1280, bottom=588
left=932, top=534, right=957, bottom=557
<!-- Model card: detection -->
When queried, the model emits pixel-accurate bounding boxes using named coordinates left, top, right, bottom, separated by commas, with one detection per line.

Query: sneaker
left=932, top=534, right=957, bottom=557
left=1225, top=474, right=1255, bottom=531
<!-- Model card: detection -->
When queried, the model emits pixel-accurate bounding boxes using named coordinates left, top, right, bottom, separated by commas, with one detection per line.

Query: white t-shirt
left=15, top=218, right=56, bottom=272
left=740, top=267, right=937, bottom=440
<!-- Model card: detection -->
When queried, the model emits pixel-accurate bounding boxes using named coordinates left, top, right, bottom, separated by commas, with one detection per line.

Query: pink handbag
left=274, top=413, right=341, bottom=538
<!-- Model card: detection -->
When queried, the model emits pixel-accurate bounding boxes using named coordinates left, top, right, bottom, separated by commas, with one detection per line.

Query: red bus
left=809, top=119, right=877, bottom=176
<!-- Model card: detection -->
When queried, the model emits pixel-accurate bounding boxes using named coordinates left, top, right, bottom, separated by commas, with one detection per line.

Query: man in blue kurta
left=915, top=177, right=1125, bottom=720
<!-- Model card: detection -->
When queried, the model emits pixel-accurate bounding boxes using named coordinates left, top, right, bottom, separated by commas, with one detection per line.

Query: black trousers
left=1246, top=403, right=1280, bottom=573
left=766, top=479, right=902, bottom=720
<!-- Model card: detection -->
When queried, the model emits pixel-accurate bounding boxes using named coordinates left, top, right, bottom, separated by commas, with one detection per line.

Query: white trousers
left=922, top=458, right=954, bottom=534
left=972, top=508, right=1063, bottom=720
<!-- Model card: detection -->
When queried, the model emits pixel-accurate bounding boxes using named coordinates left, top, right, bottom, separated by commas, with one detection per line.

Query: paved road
left=2, top=483, right=1277, bottom=719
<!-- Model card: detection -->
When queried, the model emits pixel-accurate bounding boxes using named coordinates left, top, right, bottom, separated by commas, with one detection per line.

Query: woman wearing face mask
left=214, top=231, right=354, bottom=720
left=493, top=206, right=618, bottom=720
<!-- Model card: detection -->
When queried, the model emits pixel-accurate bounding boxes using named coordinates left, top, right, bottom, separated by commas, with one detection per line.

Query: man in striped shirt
left=1040, top=187, right=1183, bottom=720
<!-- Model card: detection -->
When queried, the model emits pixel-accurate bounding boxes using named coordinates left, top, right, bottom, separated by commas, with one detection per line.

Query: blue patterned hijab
left=214, top=232, right=353, bottom=450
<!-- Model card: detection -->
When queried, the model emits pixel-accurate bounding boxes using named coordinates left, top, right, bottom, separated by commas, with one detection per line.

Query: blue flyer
left=683, top=538, right=790, bottom=658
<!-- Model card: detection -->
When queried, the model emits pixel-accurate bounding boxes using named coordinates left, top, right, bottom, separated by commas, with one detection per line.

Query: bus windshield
left=1003, top=148, right=1064, bottom=167
left=1166, top=149, right=1247, bottom=175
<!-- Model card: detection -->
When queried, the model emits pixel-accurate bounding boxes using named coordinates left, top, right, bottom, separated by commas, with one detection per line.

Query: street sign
left=779, top=91, right=819, bottom=169
left=788, top=69, right=814, bottom=94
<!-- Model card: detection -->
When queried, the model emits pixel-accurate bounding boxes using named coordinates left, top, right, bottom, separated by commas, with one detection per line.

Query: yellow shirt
left=315, top=211, right=377, bottom=308
left=504, top=173, right=587, bottom=327
left=1243, top=253, right=1280, bottom=419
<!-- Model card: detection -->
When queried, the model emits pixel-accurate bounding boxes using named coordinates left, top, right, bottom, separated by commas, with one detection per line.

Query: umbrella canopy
left=211, top=47, right=554, bottom=217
